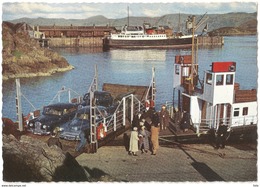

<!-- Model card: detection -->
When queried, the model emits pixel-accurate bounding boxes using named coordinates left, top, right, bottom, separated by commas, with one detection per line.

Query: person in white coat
left=129, top=127, right=139, bottom=156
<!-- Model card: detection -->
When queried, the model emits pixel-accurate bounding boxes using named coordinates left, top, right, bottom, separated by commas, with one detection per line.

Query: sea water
left=2, top=36, right=258, bottom=121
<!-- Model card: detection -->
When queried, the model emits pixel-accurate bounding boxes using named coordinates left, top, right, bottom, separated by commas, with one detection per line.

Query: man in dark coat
left=159, top=105, right=170, bottom=130
left=141, top=107, right=155, bottom=131
left=215, top=121, right=228, bottom=149
left=180, top=111, right=191, bottom=132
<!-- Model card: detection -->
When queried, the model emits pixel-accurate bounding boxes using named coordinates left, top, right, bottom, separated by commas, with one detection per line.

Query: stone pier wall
left=48, top=37, right=103, bottom=47
left=197, top=36, right=224, bottom=46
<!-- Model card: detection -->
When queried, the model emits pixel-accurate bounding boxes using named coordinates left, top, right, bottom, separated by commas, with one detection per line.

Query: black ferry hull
left=103, top=37, right=193, bottom=49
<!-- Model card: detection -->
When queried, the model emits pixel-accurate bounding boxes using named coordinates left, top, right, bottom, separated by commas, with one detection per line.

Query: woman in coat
left=129, top=127, right=139, bottom=156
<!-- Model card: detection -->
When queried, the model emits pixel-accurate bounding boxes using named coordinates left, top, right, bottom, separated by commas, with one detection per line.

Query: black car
left=59, top=106, right=111, bottom=140
left=27, top=103, right=78, bottom=135
left=82, top=91, right=114, bottom=107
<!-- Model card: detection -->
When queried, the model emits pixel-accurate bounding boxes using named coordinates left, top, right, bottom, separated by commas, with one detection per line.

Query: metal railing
left=48, top=86, right=82, bottom=105
left=195, top=115, right=257, bottom=134
left=163, top=100, right=257, bottom=135
left=103, top=94, right=145, bottom=134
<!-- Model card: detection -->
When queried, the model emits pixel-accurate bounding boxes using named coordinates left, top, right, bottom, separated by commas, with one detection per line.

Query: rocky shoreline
left=2, top=21, right=74, bottom=81
left=2, top=65, right=74, bottom=80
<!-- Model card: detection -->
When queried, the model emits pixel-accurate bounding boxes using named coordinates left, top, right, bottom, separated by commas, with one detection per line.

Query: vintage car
left=59, top=106, right=111, bottom=141
left=27, top=103, right=78, bottom=135
left=81, top=91, right=114, bottom=107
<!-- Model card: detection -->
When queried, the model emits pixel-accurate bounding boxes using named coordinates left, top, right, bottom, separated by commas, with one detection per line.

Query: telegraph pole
left=190, top=15, right=196, bottom=92
left=16, top=78, right=23, bottom=131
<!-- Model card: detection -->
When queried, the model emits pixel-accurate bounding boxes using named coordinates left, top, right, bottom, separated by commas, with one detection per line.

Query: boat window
left=226, top=74, right=234, bottom=85
left=206, top=73, right=212, bottom=85
left=216, top=75, right=224, bottom=85
left=243, top=107, right=248, bottom=116
left=233, top=108, right=239, bottom=117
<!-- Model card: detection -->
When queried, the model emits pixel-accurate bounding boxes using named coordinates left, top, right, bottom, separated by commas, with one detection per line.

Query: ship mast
left=127, top=6, right=130, bottom=26
left=178, top=12, right=181, bottom=33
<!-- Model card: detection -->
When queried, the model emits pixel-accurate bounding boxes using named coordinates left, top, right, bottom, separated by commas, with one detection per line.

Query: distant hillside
left=208, top=18, right=257, bottom=36
left=8, top=15, right=110, bottom=27
left=7, top=12, right=257, bottom=33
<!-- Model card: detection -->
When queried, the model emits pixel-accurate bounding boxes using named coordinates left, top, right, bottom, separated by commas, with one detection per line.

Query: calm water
left=2, top=36, right=258, bottom=121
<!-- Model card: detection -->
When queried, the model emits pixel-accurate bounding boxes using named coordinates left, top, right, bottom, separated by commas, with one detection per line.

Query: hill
left=7, top=12, right=257, bottom=33
left=208, top=18, right=257, bottom=36
left=2, top=22, right=74, bottom=80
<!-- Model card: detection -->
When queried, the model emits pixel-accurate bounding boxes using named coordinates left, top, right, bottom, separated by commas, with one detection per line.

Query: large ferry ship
left=103, top=25, right=194, bottom=50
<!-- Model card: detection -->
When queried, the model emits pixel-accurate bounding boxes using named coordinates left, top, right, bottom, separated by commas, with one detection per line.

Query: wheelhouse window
left=206, top=73, right=212, bottom=85
left=226, top=74, right=234, bottom=85
left=233, top=108, right=239, bottom=117
left=216, top=74, right=224, bottom=85
left=243, top=107, right=248, bottom=116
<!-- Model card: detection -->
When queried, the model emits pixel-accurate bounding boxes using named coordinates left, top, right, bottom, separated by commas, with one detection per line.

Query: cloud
left=2, top=2, right=257, bottom=21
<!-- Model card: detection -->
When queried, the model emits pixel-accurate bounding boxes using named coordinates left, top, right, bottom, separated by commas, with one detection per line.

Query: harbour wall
left=47, top=37, right=104, bottom=47
left=43, top=36, right=224, bottom=48
left=197, top=36, right=224, bottom=46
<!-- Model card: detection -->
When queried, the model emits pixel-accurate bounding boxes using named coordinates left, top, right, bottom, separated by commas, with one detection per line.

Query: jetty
left=32, top=24, right=224, bottom=48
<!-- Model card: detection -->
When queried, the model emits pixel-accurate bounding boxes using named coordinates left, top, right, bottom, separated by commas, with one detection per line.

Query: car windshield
left=76, top=113, right=89, bottom=120
left=43, top=107, right=63, bottom=116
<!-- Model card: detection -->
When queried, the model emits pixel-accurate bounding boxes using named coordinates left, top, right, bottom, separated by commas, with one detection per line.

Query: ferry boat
left=103, top=25, right=194, bottom=50
left=172, top=55, right=257, bottom=141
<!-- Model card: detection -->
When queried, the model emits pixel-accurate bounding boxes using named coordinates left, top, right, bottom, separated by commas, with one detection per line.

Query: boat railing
left=164, top=101, right=175, bottom=118
left=197, top=115, right=257, bottom=134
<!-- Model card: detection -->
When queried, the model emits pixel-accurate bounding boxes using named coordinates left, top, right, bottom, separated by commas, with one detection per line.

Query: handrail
left=103, top=94, right=145, bottom=134
left=195, top=116, right=257, bottom=134
left=48, top=86, right=81, bottom=105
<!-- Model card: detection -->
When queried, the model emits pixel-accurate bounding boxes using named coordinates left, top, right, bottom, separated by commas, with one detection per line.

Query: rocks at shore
left=2, top=21, right=74, bottom=80
left=3, top=134, right=90, bottom=182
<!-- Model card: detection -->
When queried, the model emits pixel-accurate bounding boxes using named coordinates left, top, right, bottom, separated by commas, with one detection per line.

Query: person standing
left=47, top=127, right=62, bottom=150
left=141, top=107, right=154, bottom=132
left=132, top=112, right=142, bottom=130
left=139, top=125, right=150, bottom=153
left=159, top=105, right=170, bottom=130
left=150, top=109, right=160, bottom=155
left=129, top=127, right=139, bottom=156
left=76, top=127, right=90, bottom=152
left=180, top=111, right=191, bottom=132
left=215, top=121, right=228, bottom=149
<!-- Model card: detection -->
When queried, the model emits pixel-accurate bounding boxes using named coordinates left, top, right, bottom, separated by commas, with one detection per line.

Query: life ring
left=97, top=123, right=106, bottom=140
left=23, top=112, right=34, bottom=125
left=145, top=100, right=150, bottom=109
left=150, top=100, right=154, bottom=108
left=145, top=99, right=154, bottom=109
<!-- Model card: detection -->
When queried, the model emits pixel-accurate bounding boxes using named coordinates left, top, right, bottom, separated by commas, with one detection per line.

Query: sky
left=1, top=0, right=258, bottom=21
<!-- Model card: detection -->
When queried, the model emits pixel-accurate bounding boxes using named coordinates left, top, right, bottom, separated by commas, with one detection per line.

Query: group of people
left=128, top=105, right=170, bottom=156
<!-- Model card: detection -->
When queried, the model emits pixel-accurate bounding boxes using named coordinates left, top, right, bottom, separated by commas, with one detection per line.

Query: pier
left=35, top=25, right=115, bottom=47
left=34, top=25, right=224, bottom=48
